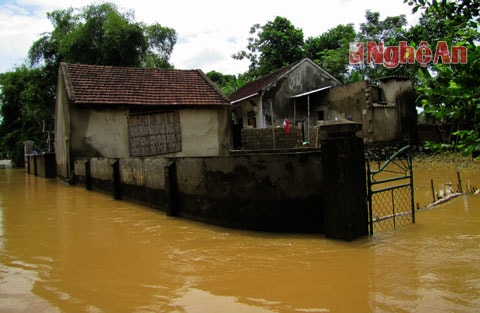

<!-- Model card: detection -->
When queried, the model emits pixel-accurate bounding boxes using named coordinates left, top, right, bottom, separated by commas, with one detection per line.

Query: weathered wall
left=318, top=81, right=368, bottom=138
left=319, top=81, right=368, bottom=123
left=54, top=71, right=70, bottom=178
left=262, top=61, right=342, bottom=128
left=379, top=79, right=417, bottom=142
left=372, top=104, right=399, bottom=142
left=74, top=152, right=325, bottom=232
left=26, top=154, right=56, bottom=178
left=178, top=108, right=230, bottom=157
left=317, top=79, right=417, bottom=143
left=241, top=126, right=304, bottom=150
left=174, top=153, right=324, bottom=232
left=71, top=122, right=368, bottom=240
left=70, top=107, right=130, bottom=158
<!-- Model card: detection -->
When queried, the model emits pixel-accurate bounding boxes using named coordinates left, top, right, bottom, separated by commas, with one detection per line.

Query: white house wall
left=178, top=108, right=230, bottom=157
left=54, top=76, right=70, bottom=178
left=70, top=107, right=130, bottom=158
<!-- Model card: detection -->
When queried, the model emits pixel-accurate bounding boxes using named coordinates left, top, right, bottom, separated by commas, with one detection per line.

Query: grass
left=412, top=151, right=480, bottom=169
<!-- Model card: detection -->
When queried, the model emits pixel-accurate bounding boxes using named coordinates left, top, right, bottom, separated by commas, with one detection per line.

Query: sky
left=0, top=0, right=420, bottom=75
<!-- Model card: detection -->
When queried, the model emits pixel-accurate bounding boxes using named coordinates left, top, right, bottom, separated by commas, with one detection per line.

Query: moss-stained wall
left=74, top=152, right=325, bottom=232
left=72, top=123, right=368, bottom=240
left=241, top=127, right=304, bottom=150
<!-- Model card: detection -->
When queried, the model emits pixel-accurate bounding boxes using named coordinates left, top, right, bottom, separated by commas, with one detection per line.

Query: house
left=55, top=63, right=231, bottom=179
left=230, top=58, right=417, bottom=148
left=229, top=58, right=342, bottom=148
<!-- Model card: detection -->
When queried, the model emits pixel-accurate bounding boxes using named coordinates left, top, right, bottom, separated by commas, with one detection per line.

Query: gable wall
left=261, top=61, right=342, bottom=128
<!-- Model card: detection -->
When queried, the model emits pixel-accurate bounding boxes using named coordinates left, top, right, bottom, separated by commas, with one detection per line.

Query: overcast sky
left=0, top=0, right=420, bottom=75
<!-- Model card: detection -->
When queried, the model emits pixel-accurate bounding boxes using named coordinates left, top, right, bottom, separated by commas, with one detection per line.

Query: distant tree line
left=1, top=0, right=478, bottom=166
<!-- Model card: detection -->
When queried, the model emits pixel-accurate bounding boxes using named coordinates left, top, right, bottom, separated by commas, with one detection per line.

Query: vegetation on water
left=1, top=0, right=478, bottom=166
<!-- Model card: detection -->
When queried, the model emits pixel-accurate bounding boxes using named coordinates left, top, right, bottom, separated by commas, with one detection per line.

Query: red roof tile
left=60, top=63, right=230, bottom=106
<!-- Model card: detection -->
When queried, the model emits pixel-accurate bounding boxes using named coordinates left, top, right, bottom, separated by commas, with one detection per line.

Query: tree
left=405, top=0, right=480, bottom=156
left=0, top=2, right=178, bottom=166
left=233, top=16, right=304, bottom=78
left=0, top=67, right=54, bottom=165
left=304, top=24, right=356, bottom=82
left=206, top=71, right=246, bottom=96
left=142, top=23, right=177, bottom=68
left=29, top=2, right=176, bottom=69
left=350, top=10, right=419, bottom=81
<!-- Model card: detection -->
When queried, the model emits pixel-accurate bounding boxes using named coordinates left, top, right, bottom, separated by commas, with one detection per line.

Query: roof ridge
left=60, top=63, right=230, bottom=107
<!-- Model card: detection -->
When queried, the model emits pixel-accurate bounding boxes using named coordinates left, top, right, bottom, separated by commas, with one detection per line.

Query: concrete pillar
left=164, top=162, right=178, bottom=217
left=320, top=121, right=368, bottom=241
left=85, top=160, right=92, bottom=190
left=112, top=160, right=121, bottom=200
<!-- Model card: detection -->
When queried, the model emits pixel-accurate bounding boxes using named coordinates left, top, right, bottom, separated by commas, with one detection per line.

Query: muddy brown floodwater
left=0, top=161, right=479, bottom=313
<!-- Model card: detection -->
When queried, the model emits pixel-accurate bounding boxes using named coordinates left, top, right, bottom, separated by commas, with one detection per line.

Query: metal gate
left=366, top=145, right=415, bottom=235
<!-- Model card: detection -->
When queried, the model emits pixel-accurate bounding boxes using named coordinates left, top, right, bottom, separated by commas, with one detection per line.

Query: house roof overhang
left=230, top=93, right=259, bottom=104
left=291, top=86, right=331, bottom=99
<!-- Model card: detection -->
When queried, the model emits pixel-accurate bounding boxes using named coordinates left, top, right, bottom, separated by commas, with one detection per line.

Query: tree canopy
left=0, top=2, right=177, bottom=166
left=28, top=2, right=176, bottom=70
left=233, top=16, right=305, bottom=79
left=405, top=0, right=480, bottom=156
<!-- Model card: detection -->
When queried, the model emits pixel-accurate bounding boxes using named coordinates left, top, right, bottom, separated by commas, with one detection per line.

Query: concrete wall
left=74, top=152, right=325, bottom=232
left=178, top=108, right=230, bottom=157
left=26, top=154, right=56, bottom=178
left=318, top=79, right=417, bottom=143
left=72, top=122, right=368, bottom=240
left=70, top=107, right=130, bottom=158
left=241, top=126, right=304, bottom=150
left=379, top=79, right=417, bottom=142
left=372, top=104, right=399, bottom=142
left=54, top=71, right=70, bottom=178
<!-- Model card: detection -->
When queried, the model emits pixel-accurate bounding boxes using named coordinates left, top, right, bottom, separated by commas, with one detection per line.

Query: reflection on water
left=0, top=165, right=479, bottom=313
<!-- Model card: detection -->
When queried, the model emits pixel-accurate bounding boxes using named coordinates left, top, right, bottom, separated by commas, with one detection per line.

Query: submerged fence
left=366, top=145, right=415, bottom=234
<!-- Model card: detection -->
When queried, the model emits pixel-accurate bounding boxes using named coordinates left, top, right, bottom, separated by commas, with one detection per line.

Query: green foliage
left=350, top=10, right=420, bottom=81
left=29, top=2, right=176, bottom=69
left=304, top=24, right=356, bottom=82
left=0, top=67, right=54, bottom=165
left=206, top=71, right=245, bottom=96
left=0, top=2, right=178, bottom=166
left=406, top=0, right=480, bottom=156
left=142, top=23, right=177, bottom=68
left=233, top=16, right=304, bottom=78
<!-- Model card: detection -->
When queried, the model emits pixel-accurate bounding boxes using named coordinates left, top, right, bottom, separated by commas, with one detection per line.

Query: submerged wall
left=74, top=152, right=325, bottom=233
left=73, top=121, right=368, bottom=240
left=26, top=153, right=56, bottom=178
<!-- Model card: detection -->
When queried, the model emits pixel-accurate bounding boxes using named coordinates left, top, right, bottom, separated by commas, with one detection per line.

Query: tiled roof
left=60, top=63, right=230, bottom=106
left=229, top=62, right=296, bottom=103
left=229, top=58, right=342, bottom=103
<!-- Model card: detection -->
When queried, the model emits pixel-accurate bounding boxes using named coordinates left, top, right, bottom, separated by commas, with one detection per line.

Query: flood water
left=0, top=162, right=479, bottom=313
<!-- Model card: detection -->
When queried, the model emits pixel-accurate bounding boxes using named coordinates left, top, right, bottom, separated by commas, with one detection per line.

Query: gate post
left=320, top=121, right=368, bottom=241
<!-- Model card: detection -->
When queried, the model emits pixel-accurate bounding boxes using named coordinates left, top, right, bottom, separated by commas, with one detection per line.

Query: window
left=317, top=110, right=325, bottom=121
left=128, top=111, right=182, bottom=157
